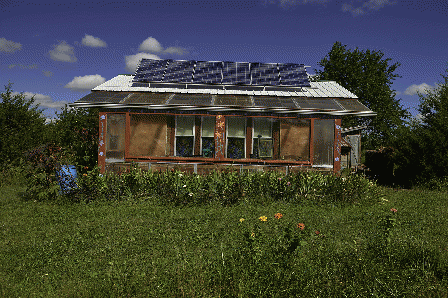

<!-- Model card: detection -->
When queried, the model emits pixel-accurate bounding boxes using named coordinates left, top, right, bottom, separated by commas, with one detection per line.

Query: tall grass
left=1, top=164, right=447, bottom=297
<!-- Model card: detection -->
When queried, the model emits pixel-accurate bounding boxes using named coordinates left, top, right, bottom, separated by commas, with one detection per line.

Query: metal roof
left=69, top=75, right=375, bottom=116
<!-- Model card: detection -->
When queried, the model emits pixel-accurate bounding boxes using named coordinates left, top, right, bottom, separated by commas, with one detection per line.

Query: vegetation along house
left=69, top=59, right=376, bottom=176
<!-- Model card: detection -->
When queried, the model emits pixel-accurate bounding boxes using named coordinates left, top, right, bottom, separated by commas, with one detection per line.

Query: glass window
left=106, top=114, right=126, bottom=161
left=280, top=119, right=310, bottom=161
left=175, top=116, right=195, bottom=157
left=201, top=116, right=215, bottom=158
left=252, top=118, right=273, bottom=158
left=129, top=114, right=167, bottom=157
left=313, top=119, right=334, bottom=166
left=226, top=117, right=246, bottom=159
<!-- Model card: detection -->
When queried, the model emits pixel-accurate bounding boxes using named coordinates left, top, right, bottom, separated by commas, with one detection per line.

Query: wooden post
left=334, top=118, right=342, bottom=174
left=246, top=117, right=253, bottom=158
left=215, top=114, right=225, bottom=160
left=98, top=112, right=107, bottom=174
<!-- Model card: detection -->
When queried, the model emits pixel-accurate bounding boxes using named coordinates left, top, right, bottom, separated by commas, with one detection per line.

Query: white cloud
left=0, top=38, right=22, bottom=53
left=139, top=37, right=163, bottom=53
left=64, top=75, right=106, bottom=92
left=341, top=0, right=396, bottom=17
left=10, top=91, right=68, bottom=109
left=81, top=34, right=107, bottom=48
left=124, top=53, right=160, bottom=73
left=49, top=41, right=77, bottom=62
left=164, top=46, right=187, bottom=55
left=404, top=83, right=435, bottom=96
left=7, top=64, right=38, bottom=69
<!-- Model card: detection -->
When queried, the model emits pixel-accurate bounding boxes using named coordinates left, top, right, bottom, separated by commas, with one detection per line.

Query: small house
left=69, top=58, right=376, bottom=176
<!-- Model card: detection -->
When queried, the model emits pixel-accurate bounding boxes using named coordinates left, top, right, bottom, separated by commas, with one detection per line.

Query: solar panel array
left=133, top=59, right=310, bottom=87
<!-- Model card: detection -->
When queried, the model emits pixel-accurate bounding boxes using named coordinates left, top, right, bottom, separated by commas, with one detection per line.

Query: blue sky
left=1, top=0, right=447, bottom=124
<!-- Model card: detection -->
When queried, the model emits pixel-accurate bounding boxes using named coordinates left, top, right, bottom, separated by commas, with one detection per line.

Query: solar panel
left=123, top=93, right=171, bottom=104
left=278, top=63, right=310, bottom=87
left=133, top=59, right=169, bottom=83
left=334, top=99, right=371, bottom=111
left=215, top=95, right=253, bottom=106
left=78, top=92, right=131, bottom=103
left=294, top=98, right=343, bottom=110
left=169, top=94, right=213, bottom=106
left=163, top=60, right=195, bottom=83
left=193, top=61, right=222, bottom=84
left=251, top=63, right=280, bottom=86
left=222, top=61, right=251, bottom=85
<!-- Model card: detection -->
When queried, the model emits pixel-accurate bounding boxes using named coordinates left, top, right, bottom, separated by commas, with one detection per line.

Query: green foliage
left=0, top=82, right=51, bottom=168
left=314, top=41, right=411, bottom=150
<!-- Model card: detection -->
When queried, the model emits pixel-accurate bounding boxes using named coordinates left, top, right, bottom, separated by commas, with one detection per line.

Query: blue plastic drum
left=55, top=165, right=79, bottom=195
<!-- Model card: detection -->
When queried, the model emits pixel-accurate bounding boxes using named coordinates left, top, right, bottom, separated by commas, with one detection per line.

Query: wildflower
left=183, top=185, right=186, bottom=188
left=315, top=230, right=320, bottom=235
left=278, top=177, right=282, bottom=181
left=83, top=173, right=87, bottom=176
left=239, top=218, right=245, bottom=223
left=251, top=232, right=255, bottom=237
left=297, top=223, right=305, bottom=230
left=390, top=208, right=397, bottom=213
left=188, top=193, right=193, bottom=197
left=287, top=182, right=291, bottom=186
left=259, top=216, right=267, bottom=222
left=274, top=213, right=283, bottom=219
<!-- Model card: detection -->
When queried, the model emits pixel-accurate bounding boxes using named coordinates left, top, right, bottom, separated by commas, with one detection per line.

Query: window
left=226, top=117, right=246, bottom=159
left=175, top=116, right=195, bottom=157
left=313, top=119, right=334, bottom=166
left=252, top=118, right=273, bottom=158
left=280, top=119, right=310, bottom=161
left=201, top=116, right=215, bottom=158
left=106, top=114, right=126, bottom=161
left=129, top=114, right=167, bottom=157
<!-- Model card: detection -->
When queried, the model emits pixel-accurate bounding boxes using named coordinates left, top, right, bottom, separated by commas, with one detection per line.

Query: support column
left=215, top=114, right=225, bottom=160
left=334, top=118, right=342, bottom=174
left=98, top=113, right=107, bottom=174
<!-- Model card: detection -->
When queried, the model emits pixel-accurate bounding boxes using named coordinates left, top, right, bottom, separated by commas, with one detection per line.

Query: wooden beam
left=194, top=116, right=201, bottom=156
left=246, top=117, right=253, bottom=158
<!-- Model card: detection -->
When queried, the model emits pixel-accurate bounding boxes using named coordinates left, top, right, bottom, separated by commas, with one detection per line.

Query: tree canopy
left=314, top=41, right=411, bottom=150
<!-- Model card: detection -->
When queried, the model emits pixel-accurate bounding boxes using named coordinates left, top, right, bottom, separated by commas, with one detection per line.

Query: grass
left=1, top=166, right=448, bottom=297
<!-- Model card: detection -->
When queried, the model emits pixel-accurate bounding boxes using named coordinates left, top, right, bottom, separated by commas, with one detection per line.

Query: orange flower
left=274, top=213, right=283, bottom=219
left=390, top=208, right=397, bottom=213
left=83, top=173, right=88, bottom=176
left=297, top=223, right=305, bottom=230
left=315, top=230, right=320, bottom=235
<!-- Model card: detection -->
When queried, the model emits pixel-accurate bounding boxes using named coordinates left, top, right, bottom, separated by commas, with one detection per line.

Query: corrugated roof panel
left=169, top=94, right=213, bottom=106
left=325, top=81, right=355, bottom=98
left=304, top=88, right=320, bottom=97
left=294, top=98, right=343, bottom=111
left=315, top=82, right=337, bottom=97
left=122, top=93, right=171, bottom=104
left=334, top=99, right=371, bottom=111
left=215, top=95, right=253, bottom=106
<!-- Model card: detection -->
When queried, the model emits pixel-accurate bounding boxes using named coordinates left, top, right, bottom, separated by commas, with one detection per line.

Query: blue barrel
left=55, top=165, right=79, bottom=195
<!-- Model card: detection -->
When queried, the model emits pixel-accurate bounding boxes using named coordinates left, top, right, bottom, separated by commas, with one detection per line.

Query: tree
left=314, top=41, right=411, bottom=150
left=0, top=82, right=52, bottom=168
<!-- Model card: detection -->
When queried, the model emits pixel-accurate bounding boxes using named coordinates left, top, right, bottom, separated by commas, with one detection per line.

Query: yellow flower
left=251, top=232, right=255, bottom=237
left=259, top=216, right=267, bottom=222
left=239, top=218, right=245, bottom=223
left=83, top=173, right=87, bottom=176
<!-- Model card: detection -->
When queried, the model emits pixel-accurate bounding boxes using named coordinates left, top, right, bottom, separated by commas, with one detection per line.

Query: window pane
left=130, top=114, right=167, bottom=157
left=253, top=118, right=272, bottom=138
left=313, top=119, right=334, bottom=166
left=201, top=137, right=215, bottom=158
left=280, top=119, right=310, bottom=161
left=202, top=116, right=215, bottom=137
left=106, top=114, right=126, bottom=160
left=176, top=116, right=194, bottom=136
left=227, top=138, right=245, bottom=159
left=176, top=136, right=194, bottom=157
left=227, top=117, right=246, bottom=138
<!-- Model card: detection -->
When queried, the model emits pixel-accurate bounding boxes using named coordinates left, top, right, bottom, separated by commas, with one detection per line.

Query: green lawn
left=1, top=171, right=448, bottom=297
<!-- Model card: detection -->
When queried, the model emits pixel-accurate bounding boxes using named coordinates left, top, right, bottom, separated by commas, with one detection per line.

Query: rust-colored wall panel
left=215, top=114, right=225, bottom=160
left=273, top=119, right=280, bottom=159
left=246, top=117, right=253, bottom=157
left=129, top=114, right=167, bottom=157
left=195, top=116, right=201, bottom=155
left=280, top=119, right=310, bottom=161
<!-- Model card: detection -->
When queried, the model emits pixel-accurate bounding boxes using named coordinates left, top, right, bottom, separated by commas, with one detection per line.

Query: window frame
left=225, top=116, right=246, bottom=159
left=252, top=117, right=273, bottom=158
left=175, top=115, right=195, bottom=157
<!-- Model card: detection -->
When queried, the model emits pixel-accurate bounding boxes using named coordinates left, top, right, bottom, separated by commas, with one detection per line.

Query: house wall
left=98, top=109, right=342, bottom=176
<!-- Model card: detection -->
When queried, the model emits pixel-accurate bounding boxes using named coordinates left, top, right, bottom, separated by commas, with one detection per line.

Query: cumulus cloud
left=404, top=83, right=435, bottom=96
left=49, top=41, right=77, bottom=62
left=42, top=70, right=53, bottom=77
left=139, top=37, right=163, bottom=53
left=64, top=75, right=106, bottom=92
left=125, top=53, right=160, bottom=73
left=10, top=91, right=68, bottom=109
left=81, top=34, right=107, bottom=48
left=342, top=0, right=396, bottom=17
left=164, top=46, right=187, bottom=55
left=8, top=64, right=38, bottom=69
left=0, top=38, right=22, bottom=53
